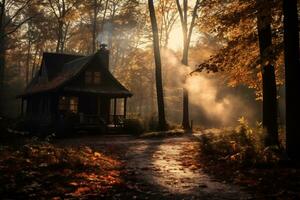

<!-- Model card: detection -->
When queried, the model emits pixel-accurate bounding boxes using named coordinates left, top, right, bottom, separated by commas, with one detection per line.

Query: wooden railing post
left=124, top=97, right=127, bottom=119
left=114, top=98, right=117, bottom=127
left=21, top=98, right=24, bottom=116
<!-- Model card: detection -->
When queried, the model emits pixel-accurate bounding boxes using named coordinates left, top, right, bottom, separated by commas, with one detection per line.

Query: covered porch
left=77, top=96, right=128, bottom=128
left=19, top=93, right=130, bottom=130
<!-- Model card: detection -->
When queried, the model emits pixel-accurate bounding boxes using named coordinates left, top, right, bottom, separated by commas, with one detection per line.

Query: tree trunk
left=256, top=0, right=278, bottom=146
left=0, top=36, right=5, bottom=116
left=176, top=0, right=199, bottom=130
left=26, top=38, right=31, bottom=85
left=61, top=22, right=70, bottom=52
left=92, top=0, right=98, bottom=53
left=56, top=20, right=64, bottom=53
left=0, top=0, right=6, bottom=115
left=181, top=29, right=190, bottom=130
left=148, top=0, right=167, bottom=131
left=262, top=64, right=278, bottom=145
left=99, top=0, right=109, bottom=41
left=0, top=35, right=4, bottom=89
left=31, top=46, right=39, bottom=79
left=181, top=1, right=190, bottom=130
left=283, top=0, right=300, bottom=160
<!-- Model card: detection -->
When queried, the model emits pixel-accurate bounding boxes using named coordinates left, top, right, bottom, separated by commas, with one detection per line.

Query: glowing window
left=94, top=72, right=101, bottom=84
left=69, top=97, right=78, bottom=113
left=58, top=96, right=78, bottom=113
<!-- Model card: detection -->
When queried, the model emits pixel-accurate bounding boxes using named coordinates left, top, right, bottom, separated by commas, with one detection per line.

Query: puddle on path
left=126, top=138, right=251, bottom=199
left=57, top=135, right=251, bottom=199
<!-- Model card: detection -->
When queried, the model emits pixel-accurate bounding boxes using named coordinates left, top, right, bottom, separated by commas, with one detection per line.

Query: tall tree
left=0, top=0, right=5, bottom=98
left=86, top=0, right=109, bottom=53
left=175, top=0, right=200, bottom=130
left=47, top=0, right=80, bottom=53
left=148, top=0, right=167, bottom=130
left=283, top=0, right=300, bottom=160
left=157, top=0, right=178, bottom=48
left=91, top=0, right=101, bottom=53
left=256, top=0, right=278, bottom=146
left=195, top=0, right=284, bottom=94
left=0, top=0, right=34, bottom=115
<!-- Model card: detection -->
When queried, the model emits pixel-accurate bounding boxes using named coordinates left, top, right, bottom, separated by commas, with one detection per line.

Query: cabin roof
left=18, top=51, right=132, bottom=98
left=44, top=52, right=85, bottom=80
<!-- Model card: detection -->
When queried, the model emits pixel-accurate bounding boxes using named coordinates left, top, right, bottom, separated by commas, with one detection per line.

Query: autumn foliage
left=0, top=141, right=122, bottom=199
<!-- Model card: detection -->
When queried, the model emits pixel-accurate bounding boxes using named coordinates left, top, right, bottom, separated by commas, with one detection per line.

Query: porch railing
left=79, top=114, right=103, bottom=124
left=109, top=115, right=125, bottom=126
left=78, top=113, right=125, bottom=126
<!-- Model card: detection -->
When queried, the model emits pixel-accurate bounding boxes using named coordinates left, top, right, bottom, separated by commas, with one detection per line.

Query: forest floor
left=55, top=134, right=251, bottom=200
left=1, top=132, right=300, bottom=199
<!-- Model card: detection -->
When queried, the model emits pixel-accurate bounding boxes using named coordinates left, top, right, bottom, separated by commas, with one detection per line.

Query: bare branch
left=3, top=0, right=32, bottom=28
left=175, top=0, right=184, bottom=28
left=47, top=0, right=60, bottom=19
left=187, top=0, right=201, bottom=46
left=3, top=14, right=37, bottom=38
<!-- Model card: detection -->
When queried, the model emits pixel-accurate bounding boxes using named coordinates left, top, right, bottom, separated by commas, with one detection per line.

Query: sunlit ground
left=2, top=133, right=299, bottom=199
left=150, top=142, right=206, bottom=192
left=125, top=136, right=249, bottom=198
left=52, top=135, right=249, bottom=198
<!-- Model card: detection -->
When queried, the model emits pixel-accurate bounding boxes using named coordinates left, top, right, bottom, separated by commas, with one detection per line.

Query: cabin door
left=79, top=95, right=98, bottom=115
left=98, top=97, right=110, bottom=123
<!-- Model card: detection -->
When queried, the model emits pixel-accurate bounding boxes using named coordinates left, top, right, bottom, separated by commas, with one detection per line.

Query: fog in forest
left=0, top=37, right=263, bottom=130
left=0, top=0, right=278, bottom=131
left=160, top=49, right=261, bottom=128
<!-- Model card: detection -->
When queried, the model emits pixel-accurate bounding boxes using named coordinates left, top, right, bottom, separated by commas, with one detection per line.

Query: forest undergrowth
left=180, top=118, right=300, bottom=199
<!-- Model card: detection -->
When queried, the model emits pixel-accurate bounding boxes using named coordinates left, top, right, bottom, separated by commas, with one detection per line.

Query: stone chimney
left=97, top=43, right=110, bottom=69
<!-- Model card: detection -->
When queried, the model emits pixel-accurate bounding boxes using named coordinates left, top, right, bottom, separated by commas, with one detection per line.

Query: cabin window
left=85, top=71, right=92, bottom=84
left=59, top=96, right=69, bottom=111
left=85, top=71, right=101, bottom=84
left=69, top=97, right=78, bottom=113
left=94, top=72, right=101, bottom=84
left=58, top=96, right=78, bottom=113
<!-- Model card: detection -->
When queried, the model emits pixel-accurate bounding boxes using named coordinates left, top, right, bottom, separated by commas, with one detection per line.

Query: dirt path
left=56, top=135, right=251, bottom=199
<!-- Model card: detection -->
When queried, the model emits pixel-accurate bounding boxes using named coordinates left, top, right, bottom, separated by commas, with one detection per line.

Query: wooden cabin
left=18, top=45, right=132, bottom=133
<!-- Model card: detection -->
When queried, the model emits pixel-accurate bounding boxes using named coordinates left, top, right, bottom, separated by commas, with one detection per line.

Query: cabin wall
left=51, top=94, right=59, bottom=119
left=24, top=94, right=56, bottom=119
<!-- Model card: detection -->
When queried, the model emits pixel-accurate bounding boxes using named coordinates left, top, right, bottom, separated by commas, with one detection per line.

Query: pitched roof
left=18, top=51, right=132, bottom=98
left=43, top=52, right=84, bottom=80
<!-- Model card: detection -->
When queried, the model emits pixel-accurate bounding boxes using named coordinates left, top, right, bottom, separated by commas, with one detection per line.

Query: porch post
left=97, top=96, right=101, bottom=115
left=21, top=98, right=24, bottom=116
left=124, top=97, right=127, bottom=119
left=114, top=98, right=117, bottom=126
